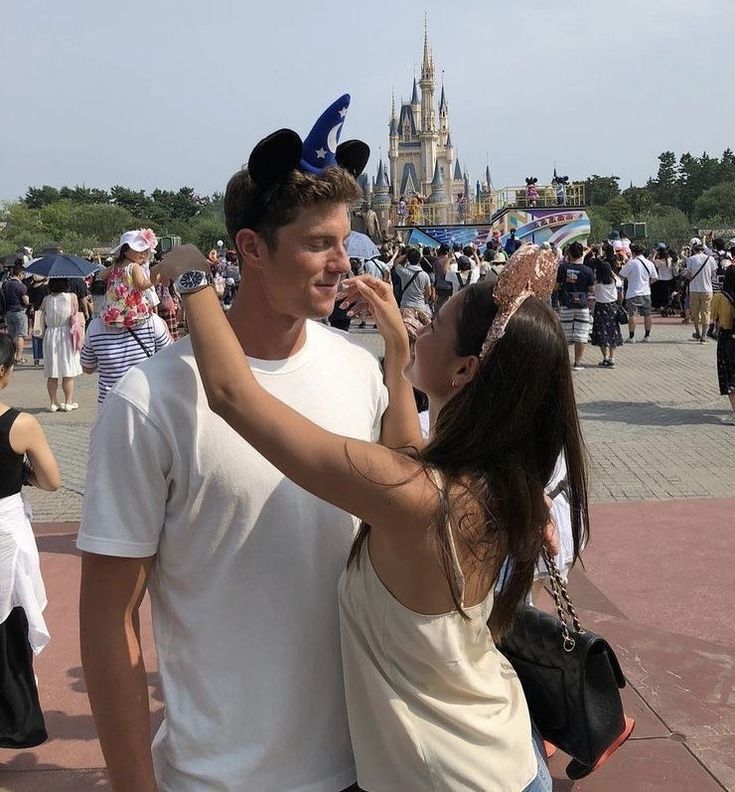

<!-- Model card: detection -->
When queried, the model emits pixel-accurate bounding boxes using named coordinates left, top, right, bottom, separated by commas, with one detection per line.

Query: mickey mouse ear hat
left=247, top=94, right=370, bottom=189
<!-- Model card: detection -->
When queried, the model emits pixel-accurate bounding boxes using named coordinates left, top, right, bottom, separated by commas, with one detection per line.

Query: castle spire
left=375, top=158, right=387, bottom=188
left=421, top=15, right=434, bottom=81
left=411, top=77, right=420, bottom=105
left=439, top=83, right=448, bottom=114
left=453, top=158, right=462, bottom=181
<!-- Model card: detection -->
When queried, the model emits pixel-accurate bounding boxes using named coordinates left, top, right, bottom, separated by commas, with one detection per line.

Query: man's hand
left=156, top=244, right=210, bottom=283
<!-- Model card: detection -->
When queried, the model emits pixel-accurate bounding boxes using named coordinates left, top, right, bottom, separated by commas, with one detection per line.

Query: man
left=432, top=243, right=453, bottom=311
left=504, top=228, right=522, bottom=257
left=685, top=237, right=718, bottom=343
left=557, top=241, right=595, bottom=369
left=68, top=276, right=92, bottom=322
left=620, top=243, right=657, bottom=342
left=78, top=99, right=388, bottom=791
left=1, top=261, right=30, bottom=363
left=393, top=246, right=432, bottom=315
left=80, top=312, right=172, bottom=404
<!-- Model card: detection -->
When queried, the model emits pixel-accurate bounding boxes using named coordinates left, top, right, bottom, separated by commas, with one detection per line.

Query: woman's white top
left=655, top=257, right=675, bottom=281
left=593, top=274, right=623, bottom=304
left=338, top=471, right=537, bottom=792
left=0, top=493, right=49, bottom=654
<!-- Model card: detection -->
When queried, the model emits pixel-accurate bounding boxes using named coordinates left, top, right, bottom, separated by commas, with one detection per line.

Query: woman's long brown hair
left=348, top=281, right=589, bottom=638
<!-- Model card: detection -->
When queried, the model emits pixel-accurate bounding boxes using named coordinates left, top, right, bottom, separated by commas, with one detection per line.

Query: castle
left=360, top=24, right=493, bottom=228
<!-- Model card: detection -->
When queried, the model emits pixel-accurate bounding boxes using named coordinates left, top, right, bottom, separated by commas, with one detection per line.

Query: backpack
left=392, top=268, right=420, bottom=306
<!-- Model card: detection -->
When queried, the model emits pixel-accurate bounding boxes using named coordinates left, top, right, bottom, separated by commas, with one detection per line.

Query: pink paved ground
left=0, top=501, right=732, bottom=791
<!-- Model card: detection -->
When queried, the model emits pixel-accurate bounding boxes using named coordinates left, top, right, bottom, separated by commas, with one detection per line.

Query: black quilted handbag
left=497, top=553, right=631, bottom=779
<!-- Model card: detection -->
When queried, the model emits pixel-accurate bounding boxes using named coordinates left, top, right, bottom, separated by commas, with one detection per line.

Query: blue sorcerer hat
left=247, top=95, right=369, bottom=188
left=300, top=94, right=351, bottom=173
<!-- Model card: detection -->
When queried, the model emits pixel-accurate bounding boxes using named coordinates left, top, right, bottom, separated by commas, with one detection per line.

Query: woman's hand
left=157, top=244, right=210, bottom=284
left=337, top=275, right=408, bottom=351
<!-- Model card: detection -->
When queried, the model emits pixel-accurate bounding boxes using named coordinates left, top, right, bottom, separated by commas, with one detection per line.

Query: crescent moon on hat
left=327, top=122, right=343, bottom=153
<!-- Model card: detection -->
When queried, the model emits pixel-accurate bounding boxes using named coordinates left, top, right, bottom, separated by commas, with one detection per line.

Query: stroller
left=660, top=272, right=687, bottom=317
left=660, top=287, right=685, bottom=317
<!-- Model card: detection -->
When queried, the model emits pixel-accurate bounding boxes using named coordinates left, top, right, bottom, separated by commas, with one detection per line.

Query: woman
left=591, top=244, right=624, bottom=367
left=651, top=243, right=674, bottom=310
left=0, top=333, right=60, bottom=747
left=40, top=279, right=83, bottom=412
left=161, top=243, right=587, bottom=790
left=712, top=266, right=735, bottom=425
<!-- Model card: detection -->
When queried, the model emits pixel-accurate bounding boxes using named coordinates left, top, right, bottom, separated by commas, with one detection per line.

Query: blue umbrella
left=25, top=253, right=101, bottom=279
left=346, top=231, right=379, bottom=260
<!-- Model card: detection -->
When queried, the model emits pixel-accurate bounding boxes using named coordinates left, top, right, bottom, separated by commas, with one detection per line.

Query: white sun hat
left=111, top=228, right=158, bottom=256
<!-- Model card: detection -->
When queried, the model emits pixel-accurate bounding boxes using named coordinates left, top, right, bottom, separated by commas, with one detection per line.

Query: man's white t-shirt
left=77, top=321, right=388, bottom=792
left=620, top=256, right=656, bottom=298
left=686, top=253, right=718, bottom=293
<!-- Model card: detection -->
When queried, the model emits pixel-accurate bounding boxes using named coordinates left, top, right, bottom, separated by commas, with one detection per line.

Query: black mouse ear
left=248, top=129, right=303, bottom=189
left=336, top=140, right=370, bottom=178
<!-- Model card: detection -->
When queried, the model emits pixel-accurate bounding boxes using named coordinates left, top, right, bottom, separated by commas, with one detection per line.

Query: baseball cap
left=656, top=242, right=667, bottom=250
left=690, top=237, right=703, bottom=248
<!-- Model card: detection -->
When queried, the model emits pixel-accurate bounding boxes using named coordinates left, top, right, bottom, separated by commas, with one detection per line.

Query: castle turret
left=410, top=78, right=421, bottom=133
left=428, top=160, right=448, bottom=204
left=438, top=83, right=449, bottom=144
left=373, top=157, right=392, bottom=232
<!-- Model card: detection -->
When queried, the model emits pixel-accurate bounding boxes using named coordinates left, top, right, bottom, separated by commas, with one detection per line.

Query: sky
left=2, top=0, right=734, bottom=201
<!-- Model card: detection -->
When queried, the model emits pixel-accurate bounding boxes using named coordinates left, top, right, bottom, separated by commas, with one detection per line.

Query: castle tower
left=410, top=78, right=421, bottom=132
left=438, top=83, right=449, bottom=145
left=372, top=157, right=392, bottom=232
left=419, top=20, right=437, bottom=196
left=427, top=160, right=449, bottom=224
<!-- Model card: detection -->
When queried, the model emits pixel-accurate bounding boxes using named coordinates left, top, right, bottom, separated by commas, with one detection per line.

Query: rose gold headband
left=479, top=245, right=559, bottom=360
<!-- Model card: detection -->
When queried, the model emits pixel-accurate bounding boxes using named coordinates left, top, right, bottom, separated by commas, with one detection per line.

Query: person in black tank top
left=0, top=333, right=61, bottom=749
left=0, top=408, right=24, bottom=498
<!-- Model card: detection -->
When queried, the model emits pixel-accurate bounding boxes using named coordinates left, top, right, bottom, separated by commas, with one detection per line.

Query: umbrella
left=25, top=253, right=101, bottom=279
left=346, top=231, right=379, bottom=260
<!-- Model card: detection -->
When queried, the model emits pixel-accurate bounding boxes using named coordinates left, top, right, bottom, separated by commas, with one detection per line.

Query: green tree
left=602, top=196, right=631, bottom=227
left=693, top=181, right=735, bottom=223
left=583, top=175, right=620, bottom=206
left=110, top=186, right=150, bottom=217
left=24, top=185, right=61, bottom=208
left=649, top=151, right=679, bottom=207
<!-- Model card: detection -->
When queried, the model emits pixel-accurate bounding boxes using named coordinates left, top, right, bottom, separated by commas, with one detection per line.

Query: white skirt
left=0, top=493, right=49, bottom=655
left=43, top=326, right=82, bottom=379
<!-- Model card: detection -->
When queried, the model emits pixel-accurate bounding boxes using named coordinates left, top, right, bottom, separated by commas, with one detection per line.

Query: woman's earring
left=451, top=379, right=457, bottom=388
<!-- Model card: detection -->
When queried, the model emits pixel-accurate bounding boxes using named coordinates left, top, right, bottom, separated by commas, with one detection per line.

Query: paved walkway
left=0, top=316, right=733, bottom=790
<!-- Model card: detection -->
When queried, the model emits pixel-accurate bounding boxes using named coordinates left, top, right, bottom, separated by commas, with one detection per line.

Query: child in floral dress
left=101, top=229, right=159, bottom=329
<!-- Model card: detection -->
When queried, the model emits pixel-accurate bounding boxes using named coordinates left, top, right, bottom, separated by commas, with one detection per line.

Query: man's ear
left=236, top=228, right=265, bottom=270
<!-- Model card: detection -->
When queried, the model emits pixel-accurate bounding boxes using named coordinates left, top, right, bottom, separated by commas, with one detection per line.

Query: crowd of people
left=0, top=98, right=732, bottom=788
left=0, top=235, right=243, bottom=411
left=332, top=230, right=735, bottom=425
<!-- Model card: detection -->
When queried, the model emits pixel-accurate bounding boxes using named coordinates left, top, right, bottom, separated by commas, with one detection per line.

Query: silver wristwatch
left=175, top=270, right=210, bottom=294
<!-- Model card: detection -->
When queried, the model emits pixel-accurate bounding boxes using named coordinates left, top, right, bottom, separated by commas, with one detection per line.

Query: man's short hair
left=406, top=247, right=422, bottom=266
left=438, top=243, right=449, bottom=255
left=568, top=241, right=584, bottom=260
left=224, top=166, right=361, bottom=250
left=462, top=245, right=473, bottom=256
left=12, top=261, right=24, bottom=276
left=630, top=243, right=645, bottom=256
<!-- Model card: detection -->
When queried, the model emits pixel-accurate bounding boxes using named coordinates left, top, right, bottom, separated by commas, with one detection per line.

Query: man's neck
left=226, top=274, right=308, bottom=361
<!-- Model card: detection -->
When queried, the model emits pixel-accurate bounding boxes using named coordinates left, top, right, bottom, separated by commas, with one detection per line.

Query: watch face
left=179, top=270, right=206, bottom=290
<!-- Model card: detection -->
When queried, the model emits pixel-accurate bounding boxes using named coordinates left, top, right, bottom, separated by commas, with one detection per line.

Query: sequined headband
left=479, top=244, right=559, bottom=359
